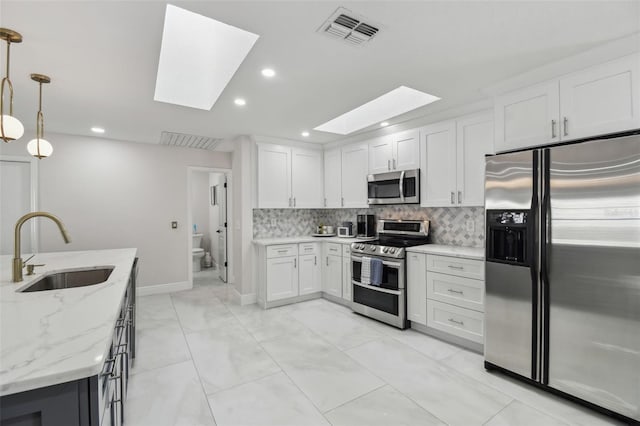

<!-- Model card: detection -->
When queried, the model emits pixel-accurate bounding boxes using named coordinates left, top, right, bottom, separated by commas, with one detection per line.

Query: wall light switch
left=171, top=221, right=178, bottom=229
left=465, top=219, right=475, bottom=233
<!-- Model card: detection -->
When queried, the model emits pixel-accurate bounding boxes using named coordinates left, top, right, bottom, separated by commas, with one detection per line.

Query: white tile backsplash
left=253, top=205, right=485, bottom=247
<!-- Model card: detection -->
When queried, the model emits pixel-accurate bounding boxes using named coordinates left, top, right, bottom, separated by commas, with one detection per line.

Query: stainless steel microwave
left=367, top=169, right=420, bottom=205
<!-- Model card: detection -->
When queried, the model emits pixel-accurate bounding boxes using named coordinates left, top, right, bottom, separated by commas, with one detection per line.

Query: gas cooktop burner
left=351, top=219, right=430, bottom=259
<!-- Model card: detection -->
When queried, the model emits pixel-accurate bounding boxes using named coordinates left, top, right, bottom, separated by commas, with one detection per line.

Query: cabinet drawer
left=325, top=243, right=342, bottom=256
left=299, top=242, right=319, bottom=255
left=342, top=244, right=351, bottom=257
left=426, top=254, right=484, bottom=280
left=266, top=244, right=298, bottom=258
left=427, top=272, right=484, bottom=312
left=427, top=300, right=484, bottom=344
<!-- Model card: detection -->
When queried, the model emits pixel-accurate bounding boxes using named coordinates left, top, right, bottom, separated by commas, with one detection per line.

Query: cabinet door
left=494, top=81, right=560, bottom=152
left=258, top=144, right=291, bottom=208
left=291, top=148, right=323, bottom=208
left=559, top=54, right=640, bottom=141
left=407, top=252, right=427, bottom=325
left=322, top=254, right=342, bottom=298
left=266, top=256, right=298, bottom=301
left=341, top=143, right=369, bottom=208
left=342, top=255, right=352, bottom=302
left=393, top=129, right=420, bottom=171
left=299, top=254, right=321, bottom=295
left=323, top=148, right=342, bottom=208
left=368, top=137, right=393, bottom=174
left=420, top=120, right=457, bottom=207
left=456, top=112, right=495, bottom=207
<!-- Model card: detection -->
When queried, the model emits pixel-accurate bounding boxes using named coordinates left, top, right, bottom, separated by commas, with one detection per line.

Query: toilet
left=192, top=233, right=205, bottom=272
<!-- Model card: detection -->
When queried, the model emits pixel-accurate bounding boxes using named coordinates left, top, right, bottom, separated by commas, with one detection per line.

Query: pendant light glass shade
left=0, top=28, right=23, bottom=143
left=27, top=138, right=53, bottom=158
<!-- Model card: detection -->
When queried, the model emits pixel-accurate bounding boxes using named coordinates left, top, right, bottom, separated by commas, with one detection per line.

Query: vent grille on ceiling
left=317, top=7, right=381, bottom=46
left=159, top=131, right=222, bottom=150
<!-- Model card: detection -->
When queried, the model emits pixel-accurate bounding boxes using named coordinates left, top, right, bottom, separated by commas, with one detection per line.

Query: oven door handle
left=353, top=281, right=402, bottom=296
left=351, top=255, right=403, bottom=269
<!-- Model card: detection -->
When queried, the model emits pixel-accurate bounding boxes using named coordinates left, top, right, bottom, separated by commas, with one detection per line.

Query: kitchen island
left=0, top=248, right=137, bottom=426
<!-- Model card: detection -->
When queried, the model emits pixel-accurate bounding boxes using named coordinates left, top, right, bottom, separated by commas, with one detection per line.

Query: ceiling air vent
left=160, top=131, right=222, bottom=150
left=317, top=7, right=381, bottom=46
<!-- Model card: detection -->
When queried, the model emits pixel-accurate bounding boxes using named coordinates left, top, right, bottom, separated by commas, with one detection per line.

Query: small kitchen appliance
left=337, top=221, right=354, bottom=237
left=356, top=214, right=376, bottom=237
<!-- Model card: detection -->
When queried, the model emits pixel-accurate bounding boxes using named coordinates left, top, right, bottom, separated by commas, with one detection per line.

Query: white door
left=266, top=256, right=298, bottom=301
left=257, top=144, right=291, bottom=208
left=323, top=254, right=342, bottom=297
left=559, top=54, right=640, bottom=141
left=494, top=81, right=560, bottom=152
left=1, top=158, right=36, bottom=255
left=393, top=129, right=420, bottom=171
left=421, top=120, right=457, bottom=207
left=323, top=148, right=342, bottom=208
left=216, top=178, right=228, bottom=282
left=298, top=254, right=321, bottom=295
left=368, top=137, right=393, bottom=174
left=407, top=252, right=427, bottom=325
left=456, top=112, right=495, bottom=207
left=342, top=255, right=351, bottom=302
left=291, top=148, right=323, bottom=208
left=341, top=143, right=368, bottom=208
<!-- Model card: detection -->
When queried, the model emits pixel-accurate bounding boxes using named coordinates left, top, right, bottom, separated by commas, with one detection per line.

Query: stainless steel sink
left=20, top=267, right=114, bottom=292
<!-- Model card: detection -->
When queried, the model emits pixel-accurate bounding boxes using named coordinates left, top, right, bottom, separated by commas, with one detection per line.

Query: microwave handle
left=399, top=170, right=405, bottom=200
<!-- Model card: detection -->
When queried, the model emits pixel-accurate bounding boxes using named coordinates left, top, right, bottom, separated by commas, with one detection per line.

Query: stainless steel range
left=351, top=219, right=430, bottom=329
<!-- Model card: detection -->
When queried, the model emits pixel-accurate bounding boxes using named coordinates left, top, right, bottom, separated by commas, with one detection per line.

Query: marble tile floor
left=126, top=275, right=624, bottom=426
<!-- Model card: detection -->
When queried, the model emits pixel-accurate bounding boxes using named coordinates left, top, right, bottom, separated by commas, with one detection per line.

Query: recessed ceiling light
left=301, top=131, right=310, bottom=137
left=153, top=5, right=259, bottom=110
left=380, top=121, right=389, bottom=127
left=314, top=86, right=440, bottom=135
left=91, top=127, right=105, bottom=134
left=234, top=98, right=246, bottom=106
left=261, top=68, right=275, bottom=78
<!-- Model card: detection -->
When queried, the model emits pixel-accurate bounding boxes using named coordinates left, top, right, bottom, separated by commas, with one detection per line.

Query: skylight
left=154, top=5, right=259, bottom=110
left=314, top=86, right=440, bottom=135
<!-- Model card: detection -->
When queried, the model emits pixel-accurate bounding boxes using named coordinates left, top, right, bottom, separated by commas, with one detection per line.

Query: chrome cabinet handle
left=563, top=117, right=568, bottom=136
left=457, top=191, right=462, bottom=204
left=551, top=119, right=557, bottom=138
left=450, top=192, right=455, bottom=204
left=341, top=197, right=344, bottom=207
left=314, top=256, right=317, bottom=266
left=293, top=197, right=296, bottom=207
left=288, top=197, right=291, bottom=207
left=277, top=249, right=288, bottom=253
left=324, top=198, right=327, bottom=207
left=448, top=318, right=464, bottom=326
left=387, top=159, right=391, bottom=170
left=326, top=257, right=329, bottom=266
left=448, top=265, right=464, bottom=270
left=294, top=258, right=296, bottom=268
left=447, top=288, right=464, bottom=295
left=392, top=158, right=396, bottom=169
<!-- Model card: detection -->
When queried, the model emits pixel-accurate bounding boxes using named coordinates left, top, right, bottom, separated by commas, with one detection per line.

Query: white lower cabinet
left=426, top=300, right=484, bottom=344
left=407, top=252, right=427, bottom=325
left=266, top=256, right=299, bottom=301
left=342, top=256, right=351, bottom=302
left=262, top=243, right=321, bottom=304
left=299, top=253, right=321, bottom=295
left=323, top=252, right=343, bottom=298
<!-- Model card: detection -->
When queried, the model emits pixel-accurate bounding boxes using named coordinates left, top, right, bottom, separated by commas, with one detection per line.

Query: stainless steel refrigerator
left=484, top=131, right=640, bottom=423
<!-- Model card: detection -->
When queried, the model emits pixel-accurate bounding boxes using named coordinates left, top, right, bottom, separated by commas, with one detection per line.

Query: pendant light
left=27, top=74, right=53, bottom=159
left=0, top=28, right=24, bottom=142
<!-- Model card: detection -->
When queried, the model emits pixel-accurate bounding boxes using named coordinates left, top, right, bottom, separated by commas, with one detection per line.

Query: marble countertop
left=252, top=236, right=377, bottom=246
left=0, top=248, right=137, bottom=396
left=406, top=244, right=485, bottom=260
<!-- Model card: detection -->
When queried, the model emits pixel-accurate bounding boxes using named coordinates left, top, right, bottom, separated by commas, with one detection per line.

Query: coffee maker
left=356, top=214, right=375, bottom=237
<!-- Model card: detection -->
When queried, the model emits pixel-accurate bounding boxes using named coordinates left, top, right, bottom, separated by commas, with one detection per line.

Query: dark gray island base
left=1, top=259, right=138, bottom=426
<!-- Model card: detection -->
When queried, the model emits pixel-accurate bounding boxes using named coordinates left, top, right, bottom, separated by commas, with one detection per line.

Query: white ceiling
left=1, top=1, right=638, bottom=149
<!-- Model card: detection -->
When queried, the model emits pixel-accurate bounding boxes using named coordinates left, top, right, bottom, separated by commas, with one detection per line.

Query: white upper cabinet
left=368, top=129, right=420, bottom=173
left=494, top=82, right=560, bottom=152
left=495, top=53, right=640, bottom=153
left=323, top=148, right=342, bottom=208
left=421, top=120, right=457, bottom=207
left=341, top=143, right=369, bottom=208
left=456, top=112, right=494, bottom=207
left=257, top=144, right=323, bottom=208
left=257, top=144, right=292, bottom=208
left=559, top=54, right=640, bottom=140
left=291, top=148, right=323, bottom=208
left=421, top=112, right=494, bottom=207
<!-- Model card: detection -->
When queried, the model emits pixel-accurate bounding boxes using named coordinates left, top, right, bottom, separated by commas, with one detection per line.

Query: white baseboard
left=239, top=290, right=257, bottom=305
left=137, top=281, right=191, bottom=296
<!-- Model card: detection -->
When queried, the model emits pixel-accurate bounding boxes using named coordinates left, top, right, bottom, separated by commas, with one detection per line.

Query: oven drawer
left=325, top=243, right=342, bottom=256
left=299, top=243, right=319, bottom=255
left=426, top=255, right=484, bottom=280
left=353, top=282, right=400, bottom=316
left=267, top=244, right=298, bottom=258
left=427, top=300, right=484, bottom=344
left=427, top=272, right=484, bottom=312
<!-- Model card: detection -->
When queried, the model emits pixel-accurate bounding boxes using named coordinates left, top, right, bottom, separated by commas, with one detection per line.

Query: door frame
left=1, top=155, right=39, bottom=253
left=186, top=166, right=233, bottom=288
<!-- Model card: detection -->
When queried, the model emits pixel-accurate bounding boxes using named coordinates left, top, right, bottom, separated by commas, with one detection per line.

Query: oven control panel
left=351, top=243, right=405, bottom=259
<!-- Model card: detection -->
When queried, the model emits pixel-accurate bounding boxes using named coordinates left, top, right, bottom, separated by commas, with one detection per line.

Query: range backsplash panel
left=253, top=205, right=485, bottom=247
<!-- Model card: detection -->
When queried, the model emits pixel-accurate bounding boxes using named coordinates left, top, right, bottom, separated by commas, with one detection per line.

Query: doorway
left=187, top=167, right=232, bottom=288
left=0, top=156, right=38, bottom=255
